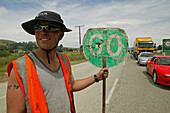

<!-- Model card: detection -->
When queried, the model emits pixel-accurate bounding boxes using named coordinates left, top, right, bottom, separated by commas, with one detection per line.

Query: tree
left=25, top=45, right=33, bottom=51
left=59, top=44, right=63, bottom=48
left=68, top=48, right=73, bottom=52
left=0, top=46, right=8, bottom=51
left=0, top=50, right=10, bottom=57
left=9, top=47, right=14, bottom=53
left=57, top=48, right=63, bottom=52
left=157, top=45, right=162, bottom=50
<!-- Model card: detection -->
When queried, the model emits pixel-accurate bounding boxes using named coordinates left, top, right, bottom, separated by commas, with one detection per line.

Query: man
left=7, top=11, right=109, bottom=113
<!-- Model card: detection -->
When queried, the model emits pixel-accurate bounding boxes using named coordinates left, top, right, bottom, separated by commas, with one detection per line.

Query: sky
left=0, top=0, right=170, bottom=48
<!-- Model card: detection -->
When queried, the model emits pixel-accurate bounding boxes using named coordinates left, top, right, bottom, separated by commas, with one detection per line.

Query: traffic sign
left=83, top=28, right=128, bottom=68
left=163, top=39, right=170, bottom=53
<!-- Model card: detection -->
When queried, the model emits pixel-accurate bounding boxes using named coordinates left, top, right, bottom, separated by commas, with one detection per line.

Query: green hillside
left=0, top=39, right=16, bottom=46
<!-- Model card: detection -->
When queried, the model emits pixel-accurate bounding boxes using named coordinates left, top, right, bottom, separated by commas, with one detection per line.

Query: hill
left=0, top=39, right=17, bottom=46
left=0, top=39, right=80, bottom=53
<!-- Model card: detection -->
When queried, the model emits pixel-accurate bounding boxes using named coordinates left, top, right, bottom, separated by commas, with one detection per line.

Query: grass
left=62, top=52, right=87, bottom=65
left=0, top=53, right=24, bottom=83
left=0, top=52, right=87, bottom=83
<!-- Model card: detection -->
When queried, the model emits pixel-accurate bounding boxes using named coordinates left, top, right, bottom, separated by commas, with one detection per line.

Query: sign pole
left=102, top=56, right=106, bottom=113
left=83, top=28, right=128, bottom=113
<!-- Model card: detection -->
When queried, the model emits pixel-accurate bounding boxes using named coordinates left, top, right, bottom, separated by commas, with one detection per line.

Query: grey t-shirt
left=28, top=52, right=71, bottom=113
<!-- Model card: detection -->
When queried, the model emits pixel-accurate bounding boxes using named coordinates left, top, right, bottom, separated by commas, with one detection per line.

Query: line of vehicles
left=129, top=37, right=170, bottom=86
left=133, top=37, right=156, bottom=60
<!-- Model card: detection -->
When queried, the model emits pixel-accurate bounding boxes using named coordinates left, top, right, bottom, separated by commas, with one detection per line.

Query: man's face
left=34, top=21, right=63, bottom=50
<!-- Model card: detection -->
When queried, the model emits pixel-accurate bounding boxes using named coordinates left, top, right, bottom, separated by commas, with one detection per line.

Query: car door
left=148, top=57, right=156, bottom=74
left=150, top=58, right=157, bottom=76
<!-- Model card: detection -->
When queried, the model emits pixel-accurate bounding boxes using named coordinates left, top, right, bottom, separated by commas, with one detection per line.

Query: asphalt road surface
left=0, top=53, right=170, bottom=113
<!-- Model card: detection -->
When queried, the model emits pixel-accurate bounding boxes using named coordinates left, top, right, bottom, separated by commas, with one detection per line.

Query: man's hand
left=96, top=68, right=109, bottom=81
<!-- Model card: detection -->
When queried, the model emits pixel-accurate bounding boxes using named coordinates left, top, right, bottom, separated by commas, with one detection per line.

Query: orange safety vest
left=7, top=53, right=76, bottom=113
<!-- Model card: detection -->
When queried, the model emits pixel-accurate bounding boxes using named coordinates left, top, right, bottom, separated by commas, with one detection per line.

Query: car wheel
left=139, top=62, right=141, bottom=66
left=138, top=60, right=141, bottom=65
left=153, top=71, right=158, bottom=84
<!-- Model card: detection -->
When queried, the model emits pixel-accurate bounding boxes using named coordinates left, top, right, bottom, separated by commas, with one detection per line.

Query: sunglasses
left=34, top=24, right=61, bottom=32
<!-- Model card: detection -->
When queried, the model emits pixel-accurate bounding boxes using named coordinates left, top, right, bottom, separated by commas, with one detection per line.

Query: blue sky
left=0, top=0, right=170, bottom=48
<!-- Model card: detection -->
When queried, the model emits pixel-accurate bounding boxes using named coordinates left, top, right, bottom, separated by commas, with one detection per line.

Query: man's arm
left=7, top=68, right=26, bottom=113
left=72, top=68, right=108, bottom=92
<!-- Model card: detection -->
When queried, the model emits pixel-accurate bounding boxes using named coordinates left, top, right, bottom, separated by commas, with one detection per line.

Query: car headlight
left=165, top=74, right=170, bottom=76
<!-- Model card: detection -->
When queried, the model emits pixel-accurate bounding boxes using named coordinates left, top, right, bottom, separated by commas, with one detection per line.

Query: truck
left=133, top=37, right=156, bottom=59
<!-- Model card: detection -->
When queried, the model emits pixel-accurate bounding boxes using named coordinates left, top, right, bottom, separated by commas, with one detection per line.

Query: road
left=73, top=53, right=170, bottom=113
left=0, top=53, right=170, bottom=113
left=0, top=81, right=7, bottom=113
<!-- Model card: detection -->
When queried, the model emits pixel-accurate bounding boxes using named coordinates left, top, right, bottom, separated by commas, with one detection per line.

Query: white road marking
left=123, top=61, right=125, bottom=65
left=0, top=95, right=6, bottom=100
left=106, top=78, right=119, bottom=104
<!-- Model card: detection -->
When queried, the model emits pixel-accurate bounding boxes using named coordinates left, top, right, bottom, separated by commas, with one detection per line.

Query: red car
left=146, top=56, right=170, bottom=86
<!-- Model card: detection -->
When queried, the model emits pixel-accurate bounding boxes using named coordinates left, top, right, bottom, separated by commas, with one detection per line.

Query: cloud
left=0, top=7, right=8, bottom=15
left=0, top=0, right=170, bottom=47
left=104, top=19, right=151, bottom=27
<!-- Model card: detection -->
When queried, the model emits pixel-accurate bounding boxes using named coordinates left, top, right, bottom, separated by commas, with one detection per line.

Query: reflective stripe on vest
left=7, top=53, right=76, bottom=113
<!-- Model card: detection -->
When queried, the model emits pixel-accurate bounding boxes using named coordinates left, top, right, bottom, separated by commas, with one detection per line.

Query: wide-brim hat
left=22, top=11, right=72, bottom=35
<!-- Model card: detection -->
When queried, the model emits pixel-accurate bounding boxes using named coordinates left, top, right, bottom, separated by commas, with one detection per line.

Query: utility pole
left=75, top=25, right=84, bottom=59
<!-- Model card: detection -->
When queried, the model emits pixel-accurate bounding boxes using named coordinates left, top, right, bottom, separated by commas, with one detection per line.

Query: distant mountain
left=0, top=39, right=17, bottom=46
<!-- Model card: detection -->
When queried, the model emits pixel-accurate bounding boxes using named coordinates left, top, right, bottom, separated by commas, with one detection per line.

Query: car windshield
left=140, top=53, right=154, bottom=57
left=157, top=57, right=170, bottom=65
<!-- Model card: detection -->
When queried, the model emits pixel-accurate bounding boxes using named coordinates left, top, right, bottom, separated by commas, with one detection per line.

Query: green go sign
left=83, top=28, right=128, bottom=68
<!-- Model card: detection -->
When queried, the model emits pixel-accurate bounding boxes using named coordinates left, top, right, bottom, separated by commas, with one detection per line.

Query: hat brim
left=22, top=19, right=72, bottom=35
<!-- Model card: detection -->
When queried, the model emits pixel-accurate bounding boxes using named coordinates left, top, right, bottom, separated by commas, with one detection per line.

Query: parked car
left=146, top=56, right=170, bottom=86
left=138, top=52, right=154, bottom=65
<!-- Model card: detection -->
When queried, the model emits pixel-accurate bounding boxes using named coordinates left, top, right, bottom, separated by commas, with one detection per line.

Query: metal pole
left=75, top=25, right=84, bottom=59
left=102, top=56, right=106, bottom=113
left=78, top=26, right=82, bottom=59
